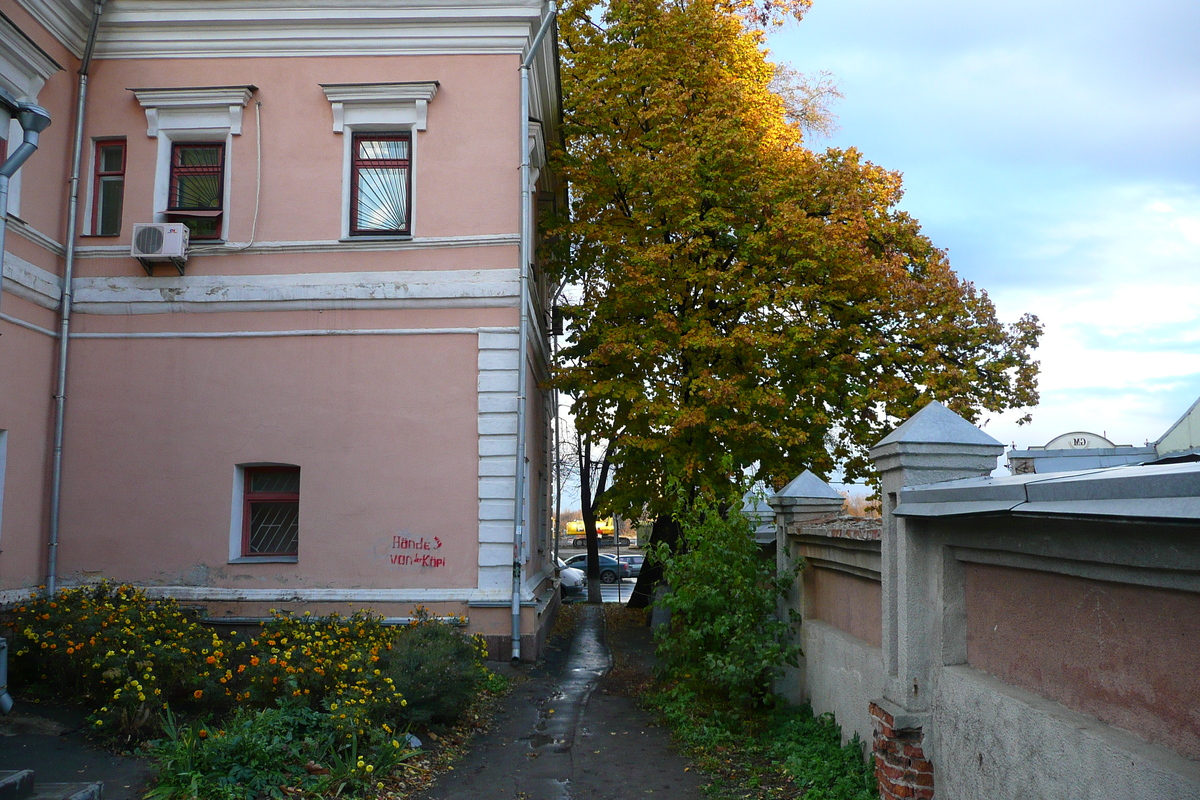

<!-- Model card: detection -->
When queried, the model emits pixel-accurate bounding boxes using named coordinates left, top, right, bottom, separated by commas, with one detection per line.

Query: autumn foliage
left=550, top=0, right=1040, bottom=515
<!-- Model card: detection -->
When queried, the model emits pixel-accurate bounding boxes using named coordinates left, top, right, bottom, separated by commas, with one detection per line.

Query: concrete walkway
left=420, top=605, right=705, bottom=800
left=0, top=703, right=151, bottom=799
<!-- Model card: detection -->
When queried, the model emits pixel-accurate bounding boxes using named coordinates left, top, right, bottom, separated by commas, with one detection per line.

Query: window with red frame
left=350, top=132, right=411, bottom=235
left=242, top=466, right=300, bottom=557
left=92, top=140, right=125, bottom=236
left=167, top=141, right=225, bottom=239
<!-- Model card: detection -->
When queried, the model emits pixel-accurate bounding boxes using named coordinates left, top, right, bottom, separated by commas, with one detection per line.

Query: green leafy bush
left=647, top=685, right=877, bottom=800
left=147, top=702, right=418, bottom=800
left=652, top=488, right=799, bottom=707
left=382, top=607, right=488, bottom=726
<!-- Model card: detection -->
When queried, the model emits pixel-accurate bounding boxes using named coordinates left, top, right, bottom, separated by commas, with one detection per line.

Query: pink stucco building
left=0, top=0, right=563, bottom=659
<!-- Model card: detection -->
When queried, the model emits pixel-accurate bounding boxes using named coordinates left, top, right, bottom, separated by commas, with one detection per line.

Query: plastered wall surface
left=56, top=330, right=481, bottom=589
left=933, top=665, right=1200, bottom=800
left=0, top=312, right=58, bottom=591
left=806, top=566, right=883, bottom=648
left=804, top=619, right=884, bottom=749
left=965, top=562, right=1200, bottom=760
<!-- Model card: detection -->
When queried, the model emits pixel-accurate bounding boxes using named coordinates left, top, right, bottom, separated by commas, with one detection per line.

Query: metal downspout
left=47, top=0, right=106, bottom=596
left=512, top=1, right=557, bottom=663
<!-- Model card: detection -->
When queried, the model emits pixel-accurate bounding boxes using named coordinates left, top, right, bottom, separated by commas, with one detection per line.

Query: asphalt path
left=419, top=604, right=704, bottom=800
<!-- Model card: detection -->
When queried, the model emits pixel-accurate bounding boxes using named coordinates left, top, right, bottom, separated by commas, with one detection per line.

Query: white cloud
left=767, top=0, right=1200, bottom=456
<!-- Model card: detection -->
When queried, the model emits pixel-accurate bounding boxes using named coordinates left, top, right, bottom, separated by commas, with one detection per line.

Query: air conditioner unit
left=131, top=223, right=189, bottom=275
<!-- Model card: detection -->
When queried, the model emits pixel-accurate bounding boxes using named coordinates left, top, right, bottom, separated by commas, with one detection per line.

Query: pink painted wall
left=805, top=566, right=883, bottom=648
left=0, top=1, right=82, bottom=595
left=57, top=329, right=481, bottom=590
left=0, top=299, right=58, bottom=592
left=78, top=53, right=520, bottom=245
left=965, top=563, right=1200, bottom=760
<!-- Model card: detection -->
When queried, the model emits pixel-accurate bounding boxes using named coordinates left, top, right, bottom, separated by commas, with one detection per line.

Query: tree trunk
left=626, top=514, right=681, bottom=608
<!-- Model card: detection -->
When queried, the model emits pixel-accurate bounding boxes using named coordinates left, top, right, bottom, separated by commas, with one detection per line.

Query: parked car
left=562, top=552, right=632, bottom=584
left=557, top=557, right=587, bottom=601
left=617, top=554, right=645, bottom=578
left=570, top=533, right=632, bottom=548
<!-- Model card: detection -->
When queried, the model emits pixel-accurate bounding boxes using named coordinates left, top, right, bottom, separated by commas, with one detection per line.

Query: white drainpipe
left=46, top=0, right=106, bottom=596
left=512, top=1, right=557, bottom=663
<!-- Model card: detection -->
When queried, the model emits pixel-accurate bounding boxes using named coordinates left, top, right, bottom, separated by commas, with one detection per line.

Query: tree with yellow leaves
left=550, top=0, right=1040, bottom=603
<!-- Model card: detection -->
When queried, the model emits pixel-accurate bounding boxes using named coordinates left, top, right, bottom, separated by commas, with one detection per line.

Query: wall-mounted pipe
left=0, top=90, right=52, bottom=317
left=47, top=0, right=107, bottom=596
left=512, top=0, right=557, bottom=664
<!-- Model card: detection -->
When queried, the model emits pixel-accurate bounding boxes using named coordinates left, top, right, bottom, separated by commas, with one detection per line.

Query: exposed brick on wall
left=870, top=702, right=934, bottom=800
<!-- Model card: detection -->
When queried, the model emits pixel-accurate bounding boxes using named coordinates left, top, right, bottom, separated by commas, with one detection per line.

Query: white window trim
left=132, top=86, right=255, bottom=238
left=321, top=81, right=438, bottom=240
left=0, top=15, right=61, bottom=218
left=228, top=462, right=300, bottom=564
left=83, top=137, right=125, bottom=236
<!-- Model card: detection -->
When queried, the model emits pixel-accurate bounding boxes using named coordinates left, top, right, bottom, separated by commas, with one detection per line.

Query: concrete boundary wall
left=802, top=619, right=883, bottom=750
left=773, top=402, right=1200, bottom=799
left=934, top=666, right=1200, bottom=800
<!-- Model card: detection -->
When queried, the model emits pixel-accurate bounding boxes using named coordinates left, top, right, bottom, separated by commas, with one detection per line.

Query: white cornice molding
left=16, top=1, right=553, bottom=60
left=95, top=1, right=547, bottom=59
left=0, top=12, right=63, bottom=98
left=8, top=216, right=65, bottom=256
left=131, top=85, right=256, bottom=136
left=2, top=250, right=62, bottom=309
left=71, top=267, right=520, bottom=314
left=321, top=81, right=439, bottom=133
left=14, top=0, right=91, bottom=59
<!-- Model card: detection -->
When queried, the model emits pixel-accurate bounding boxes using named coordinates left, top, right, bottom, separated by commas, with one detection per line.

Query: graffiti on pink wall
left=388, top=535, right=446, bottom=568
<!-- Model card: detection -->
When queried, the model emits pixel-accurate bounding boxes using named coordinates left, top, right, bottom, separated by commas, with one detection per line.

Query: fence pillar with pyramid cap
left=867, top=401, right=1004, bottom=799
left=768, top=470, right=844, bottom=704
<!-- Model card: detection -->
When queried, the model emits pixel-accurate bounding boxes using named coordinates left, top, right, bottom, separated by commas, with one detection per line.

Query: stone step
left=0, top=772, right=102, bottom=800
left=0, top=771, right=36, bottom=800
left=27, top=784, right=102, bottom=800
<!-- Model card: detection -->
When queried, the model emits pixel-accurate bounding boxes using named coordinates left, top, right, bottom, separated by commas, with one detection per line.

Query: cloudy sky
left=768, top=0, right=1200, bottom=453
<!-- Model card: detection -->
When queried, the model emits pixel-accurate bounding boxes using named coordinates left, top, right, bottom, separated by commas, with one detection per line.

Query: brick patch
left=870, top=702, right=934, bottom=800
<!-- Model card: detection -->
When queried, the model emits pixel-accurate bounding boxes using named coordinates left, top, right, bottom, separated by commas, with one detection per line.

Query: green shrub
left=646, top=686, right=877, bottom=800
left=382, top=608, right=488, bottom=726
left=652, top=488, right=799, bottom=707
left=147, top=702, right=418, bottom=800
left=771, top=707, right=876, bottom=799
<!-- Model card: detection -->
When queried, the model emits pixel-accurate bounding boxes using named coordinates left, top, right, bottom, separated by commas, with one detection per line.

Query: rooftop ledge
left=894, top=461, right=1200, bottom=522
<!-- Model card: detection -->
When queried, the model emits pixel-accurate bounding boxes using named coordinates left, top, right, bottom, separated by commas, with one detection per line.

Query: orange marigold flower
left=205, top=656, right=216, bottom=664
left=193, top=690, right=204, bottom=699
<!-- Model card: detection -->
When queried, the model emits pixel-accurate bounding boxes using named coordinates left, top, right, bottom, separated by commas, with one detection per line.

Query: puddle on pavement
left=526, top=605, right=610, bottom=756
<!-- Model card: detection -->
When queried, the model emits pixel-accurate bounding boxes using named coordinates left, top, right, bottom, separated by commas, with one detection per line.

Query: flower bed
left=4, top=583, right=502, bottom=799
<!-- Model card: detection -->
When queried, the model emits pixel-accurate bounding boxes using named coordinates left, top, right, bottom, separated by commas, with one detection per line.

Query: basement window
left=240, top=466, right=300, bottom=559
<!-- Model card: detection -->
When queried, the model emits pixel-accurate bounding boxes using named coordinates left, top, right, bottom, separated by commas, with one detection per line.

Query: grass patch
left=645, top=684, right=877, bottom=800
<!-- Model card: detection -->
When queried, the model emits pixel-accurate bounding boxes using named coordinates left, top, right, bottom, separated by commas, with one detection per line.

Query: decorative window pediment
left=321, top=81, right=439, bottom=133
left=131, top=85, right=257, bottom=138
